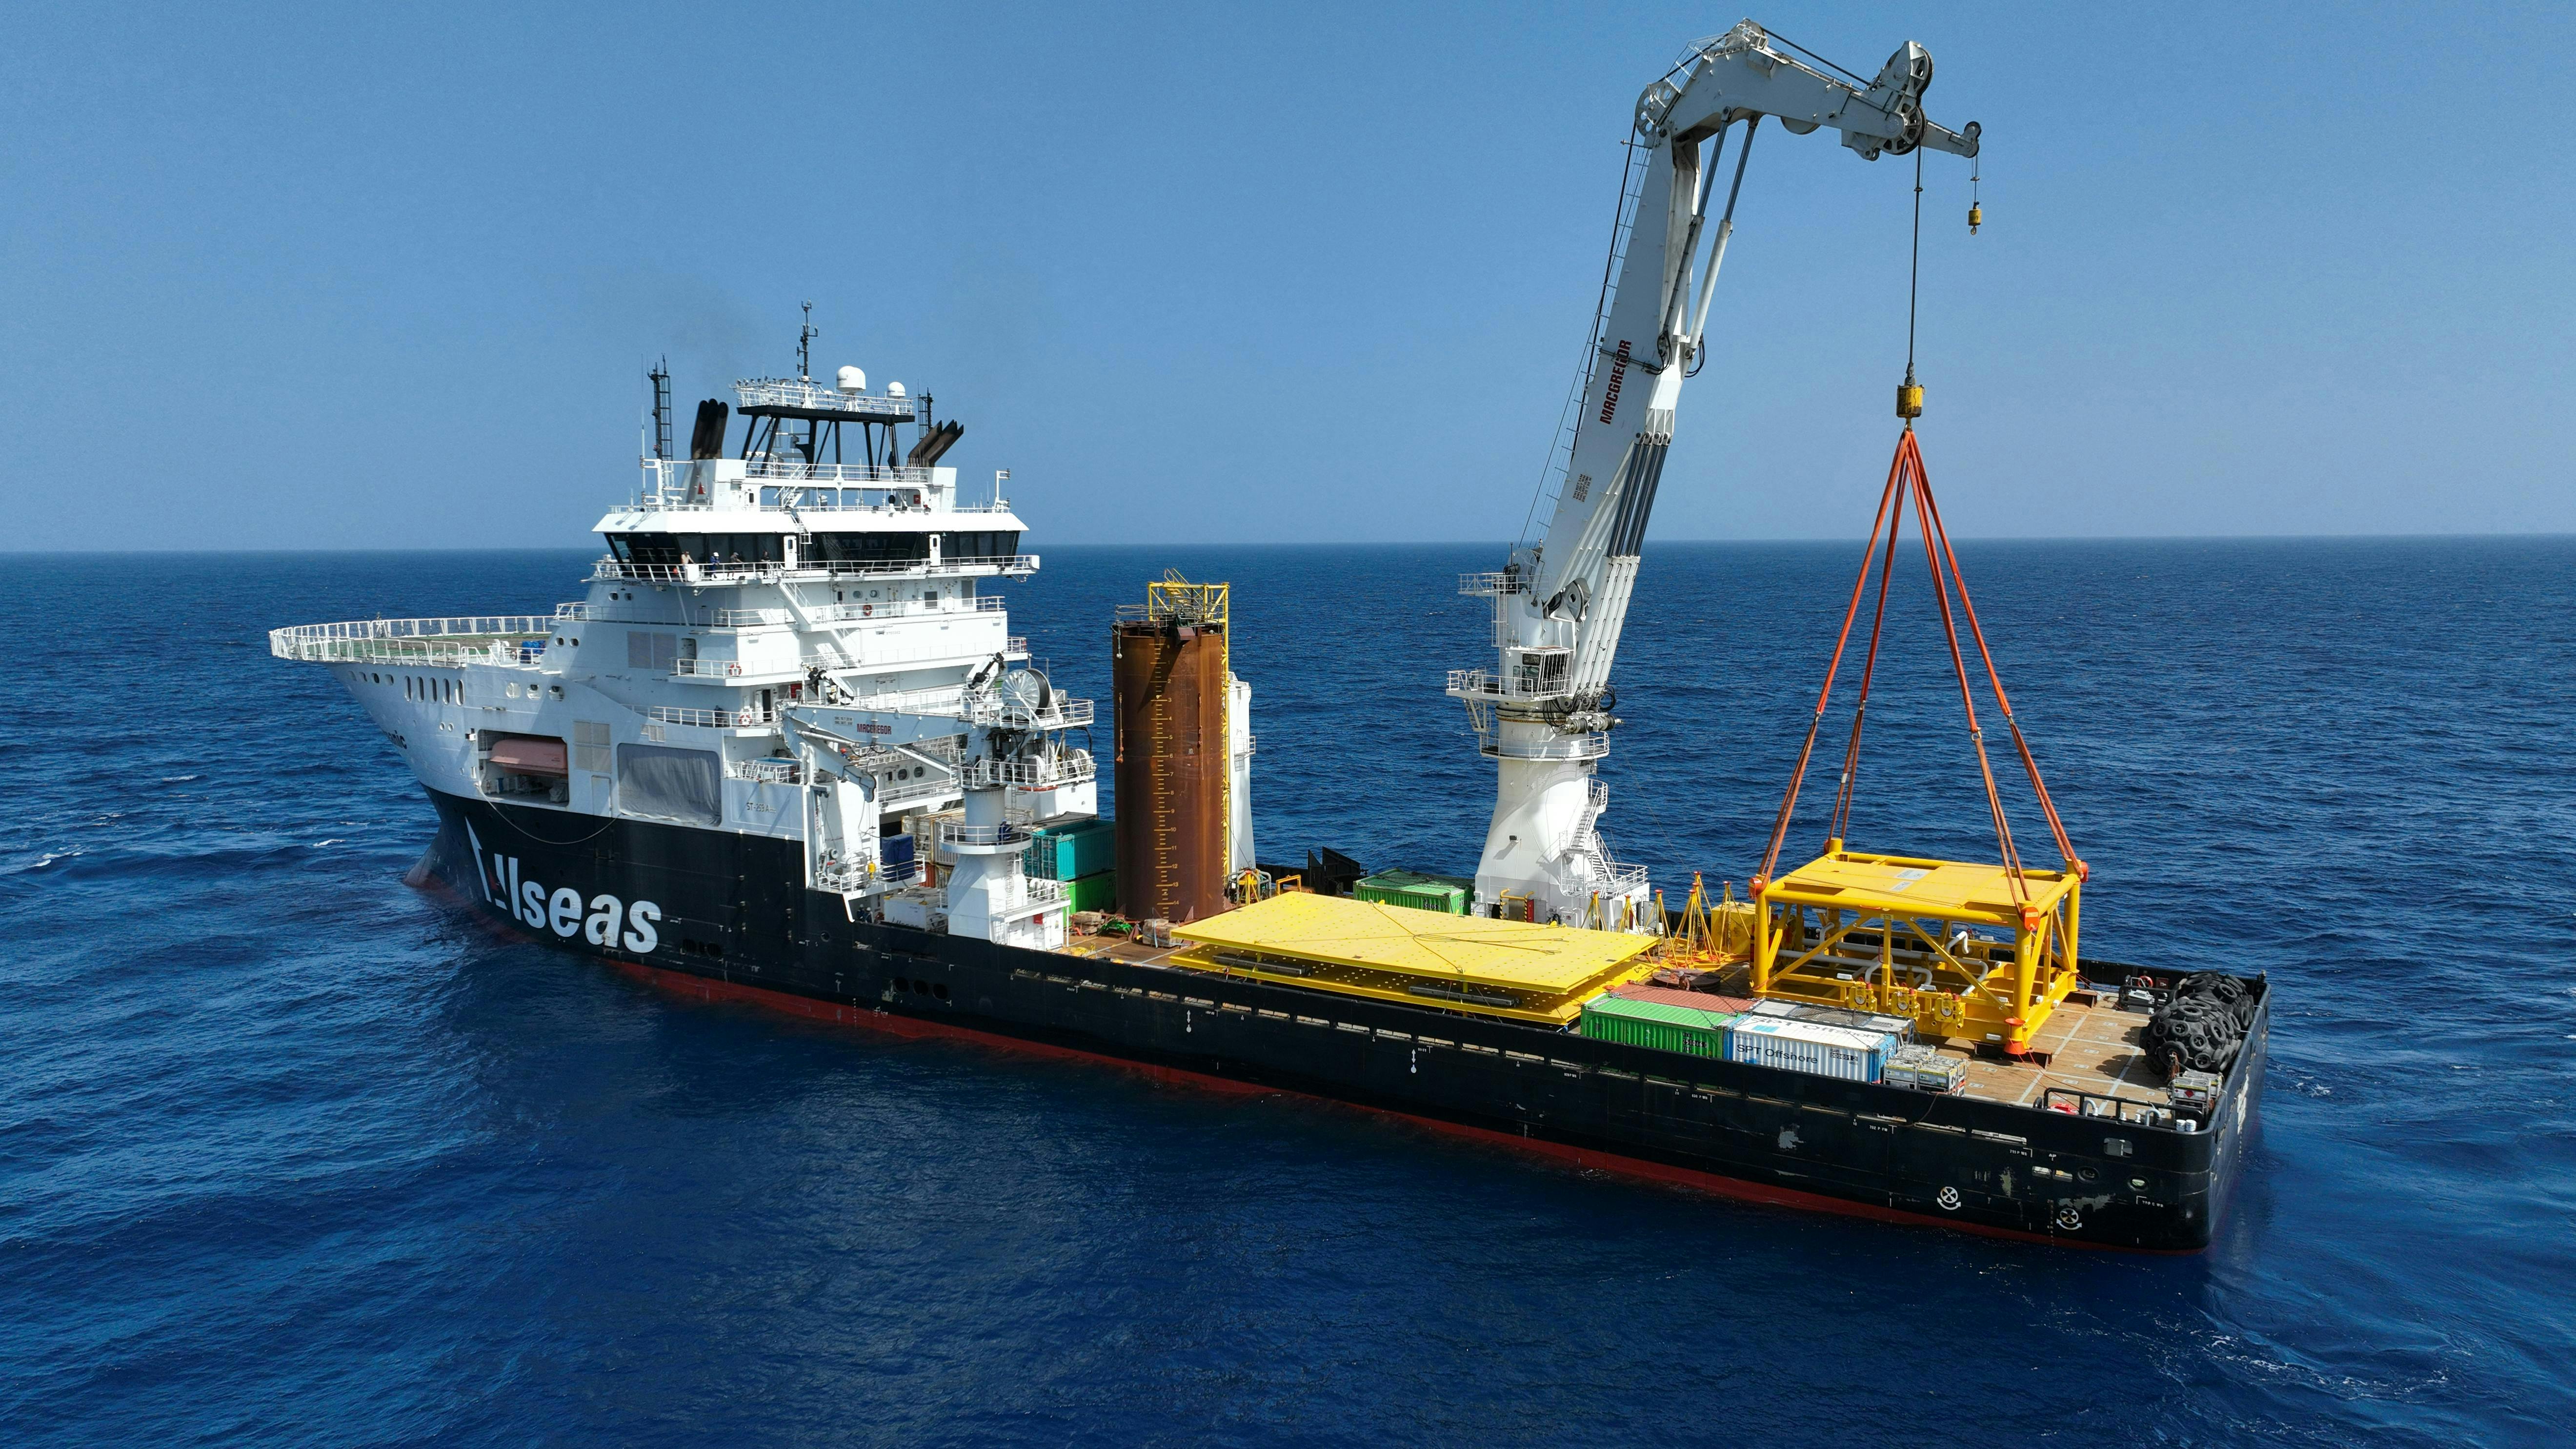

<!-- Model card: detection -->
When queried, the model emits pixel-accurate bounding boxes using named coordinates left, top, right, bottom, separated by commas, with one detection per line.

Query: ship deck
left=1608, top=961, right=2179, bottom=1111
left=1053, top=930, right=2182, bottom=1115
left=1944, top=994, right=2170, bottom=1108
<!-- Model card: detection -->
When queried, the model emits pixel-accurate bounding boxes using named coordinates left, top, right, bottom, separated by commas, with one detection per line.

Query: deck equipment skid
left=1753, top=846, right=2078, bottom=1055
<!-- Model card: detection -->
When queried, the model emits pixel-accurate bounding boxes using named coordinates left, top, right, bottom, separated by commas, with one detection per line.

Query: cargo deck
left=1065, top=927, right=2187, bottom=1118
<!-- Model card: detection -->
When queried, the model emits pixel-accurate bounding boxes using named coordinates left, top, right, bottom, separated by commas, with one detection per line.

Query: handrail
left=273, top=615, right=556, bottom=644
left=732, top=377, right=925, bottom=418
left=647, top=704, right=777, bottom=729
left=1446, top=667, right=1575, bottom=701
left=593, top=555, right=1038, bottom=585
left=938, top=820, right=1034, bottom=848
left=1478, top=732, right=1610, bottom=762
left=960, top=752, right=1097, bottom=790
left=269, top=616, right=554, bottom=666
left=746, top=461, right=931, bottom=484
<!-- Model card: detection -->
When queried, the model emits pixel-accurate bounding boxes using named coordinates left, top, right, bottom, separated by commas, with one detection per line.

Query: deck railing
left=1478, top=731, right=1610, bottom=763
left=937, top=821, right=1033, bottom=849
left=731, top=378, right=925, bottom=419
left=960, top=752, right=1096, bottom=791
left=1446, top=667, right=1574, bottom=701
left=592, top=555, right=1037, bottom=585
left=646, top=704, right=778, bottom=730
left=269, top=616, right=554, bottom=667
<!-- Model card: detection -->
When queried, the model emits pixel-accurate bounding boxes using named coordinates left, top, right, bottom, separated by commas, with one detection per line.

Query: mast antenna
left=798, top=302, right=818, bottom=381
left=647, top=356, right=671, bottom=460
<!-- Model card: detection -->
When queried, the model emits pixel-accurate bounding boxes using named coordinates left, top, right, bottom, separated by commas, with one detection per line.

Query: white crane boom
left=1451, top=20, right=1980, bottom=927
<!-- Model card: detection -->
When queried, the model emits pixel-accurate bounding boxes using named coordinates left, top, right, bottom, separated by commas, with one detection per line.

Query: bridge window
left=938, top=530, right=1020, bottom=561
left=808, top=531, right=931, bottom=564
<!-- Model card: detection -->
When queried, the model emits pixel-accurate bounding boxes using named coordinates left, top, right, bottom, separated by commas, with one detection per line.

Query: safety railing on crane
left=960, top=752, right=1097, bottom=791
left=1477, top=731, right=1610, bottom=763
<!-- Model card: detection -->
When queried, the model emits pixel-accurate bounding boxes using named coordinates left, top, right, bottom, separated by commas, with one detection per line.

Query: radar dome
left=835, top=365, right=866, bottom=394
left=886, top=381, right=907, bottom=398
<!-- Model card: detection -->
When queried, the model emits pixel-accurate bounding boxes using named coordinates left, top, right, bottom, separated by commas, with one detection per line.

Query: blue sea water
left=3, top=538, right=2573, bottom=1446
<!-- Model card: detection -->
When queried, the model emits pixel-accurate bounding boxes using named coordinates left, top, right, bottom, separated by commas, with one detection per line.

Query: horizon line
left=4, top=529, right=2573, bottom=558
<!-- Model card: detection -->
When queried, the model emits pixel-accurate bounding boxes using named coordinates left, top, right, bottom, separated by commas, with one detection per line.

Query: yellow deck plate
left=1767, top=848, right=2075, bottom=925
left=1172, top=891, right=1656, bottom=992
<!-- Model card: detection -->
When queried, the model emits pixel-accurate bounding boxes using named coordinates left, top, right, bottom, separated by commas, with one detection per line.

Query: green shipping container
left=1354, top=868, right=1469, bottom=915
left=1065, top=870, right=1118, bottom=914
left=1028, top=818, right=1115, bottom=882
left=1577, top=995, right=1742, bottom=1058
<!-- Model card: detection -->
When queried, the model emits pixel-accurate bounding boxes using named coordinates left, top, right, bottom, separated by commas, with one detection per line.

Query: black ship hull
left=431, top=790, right=2264, bottom=1252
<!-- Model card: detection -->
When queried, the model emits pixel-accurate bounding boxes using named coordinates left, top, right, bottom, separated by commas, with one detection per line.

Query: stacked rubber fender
left=2143, top=973, right=2257, bottom=1077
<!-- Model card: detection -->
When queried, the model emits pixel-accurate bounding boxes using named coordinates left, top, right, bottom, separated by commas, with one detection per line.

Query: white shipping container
left=1724, top=1016, right=1895, bottom=1082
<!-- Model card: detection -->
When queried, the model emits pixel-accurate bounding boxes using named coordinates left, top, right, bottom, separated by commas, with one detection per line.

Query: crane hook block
left=1968, top=202, right=1982, bottom=234
left=1896, top=381, right=1925, bottom=419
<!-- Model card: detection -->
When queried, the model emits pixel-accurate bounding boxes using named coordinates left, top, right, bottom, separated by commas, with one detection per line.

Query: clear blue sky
left=5, top=2, right=2566, bottom=550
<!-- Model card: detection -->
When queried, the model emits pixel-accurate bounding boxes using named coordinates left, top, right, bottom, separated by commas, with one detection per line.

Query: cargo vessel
left=272, top=24, right=2265, bottom=1250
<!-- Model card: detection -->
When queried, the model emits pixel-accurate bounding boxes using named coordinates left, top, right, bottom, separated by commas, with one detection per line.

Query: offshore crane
left=1450, top=20, right=1979, bottom=926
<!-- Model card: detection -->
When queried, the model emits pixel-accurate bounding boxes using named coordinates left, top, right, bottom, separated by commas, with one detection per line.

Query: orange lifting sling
left=1751, top=427, right=2083, bottom=923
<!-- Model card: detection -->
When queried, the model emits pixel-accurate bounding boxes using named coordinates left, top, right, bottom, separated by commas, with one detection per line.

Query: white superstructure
left=1454, top=21, right=1979, bottom=927
left=272, top=362, right=1100, bottom=950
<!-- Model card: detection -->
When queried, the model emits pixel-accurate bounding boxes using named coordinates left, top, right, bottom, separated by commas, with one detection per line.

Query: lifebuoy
left=862, top=603, right=873, bottom=616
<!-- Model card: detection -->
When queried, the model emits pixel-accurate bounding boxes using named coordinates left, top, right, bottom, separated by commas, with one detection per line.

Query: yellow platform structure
left=1753, top=845, right=2081, bottom=1054
left=1171, top=891, right=1661, bottom=1025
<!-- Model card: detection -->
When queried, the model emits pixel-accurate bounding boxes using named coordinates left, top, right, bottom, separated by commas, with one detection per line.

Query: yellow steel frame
left=1751, top=844, right=2081, bottom=1054
left=1143, top=575, right=1229, bottom=629
left=1669, top=874, right=1756, bottom=964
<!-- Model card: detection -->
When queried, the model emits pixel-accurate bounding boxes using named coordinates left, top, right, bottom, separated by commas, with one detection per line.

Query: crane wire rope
left=1904, top=146, right=1923, bottom=397
left=1755, top=156, right=2082, bottom=910
left=1755, top=433, right=2079, bottom=908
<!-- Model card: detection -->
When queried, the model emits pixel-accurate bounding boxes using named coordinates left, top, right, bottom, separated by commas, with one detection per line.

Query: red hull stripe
left=602, top=955, right=2195, bottom=1255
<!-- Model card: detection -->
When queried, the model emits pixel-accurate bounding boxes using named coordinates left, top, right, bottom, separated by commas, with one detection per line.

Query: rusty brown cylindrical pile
left=1112, top=619, right=1227, bottom=924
